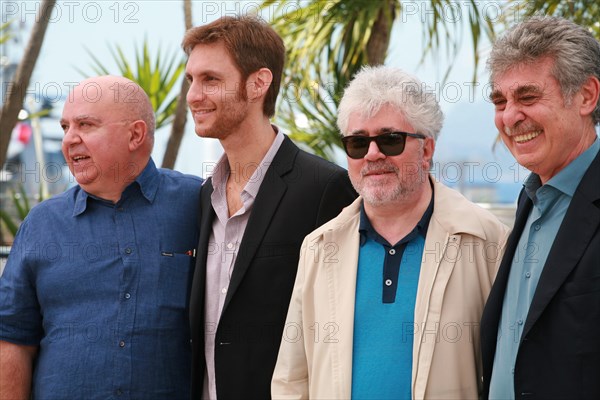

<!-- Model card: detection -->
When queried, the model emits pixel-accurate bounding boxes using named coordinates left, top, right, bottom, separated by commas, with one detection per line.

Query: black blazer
left=481, top=150, right=600, bottom=399
left=189, top=136, right=357, bottom=399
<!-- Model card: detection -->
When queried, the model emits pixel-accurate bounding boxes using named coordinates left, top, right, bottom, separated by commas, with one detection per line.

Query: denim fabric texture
left=0, top=159, right=202, bottom=400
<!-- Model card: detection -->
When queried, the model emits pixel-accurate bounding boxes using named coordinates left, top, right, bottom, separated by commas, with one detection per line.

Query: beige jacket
left=272, top=179, right=510, bottom=399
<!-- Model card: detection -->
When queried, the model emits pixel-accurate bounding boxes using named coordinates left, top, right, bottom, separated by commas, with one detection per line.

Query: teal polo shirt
left=351, top=195, right=433, bottom=400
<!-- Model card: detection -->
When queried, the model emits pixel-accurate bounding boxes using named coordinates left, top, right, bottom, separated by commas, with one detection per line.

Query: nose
left=363, top=140, right=385, bottom=162
left=61, top=125, right=83, bottom=150
left=501, top=100, right=526, bottom=130
left=186, top=80, right=205, bottom=106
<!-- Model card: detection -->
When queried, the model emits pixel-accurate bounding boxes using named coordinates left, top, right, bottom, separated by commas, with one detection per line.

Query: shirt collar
left=72, top=158, right=159, bottom=216
left=244, top=126, right=284, bottom=198
left=524, top=136, right=599, bottom=201
left=359, top=189, right=434, bottom=247
left=523, top=173, right=543, bottom=203
left=211, top=125, right=285, bottom=201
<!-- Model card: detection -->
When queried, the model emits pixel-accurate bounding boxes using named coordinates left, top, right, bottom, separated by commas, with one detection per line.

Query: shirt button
left=534, top=224, right=541, bottom=231
left=385, top=279, right=393, bottom=286
left=119, top=340, right=125, bottom=348
left=518, top=319, right=523, bottom=325
left=117, top=207, right=124, bottom=212
left=388, top=249, right=396, bottom=255
left=221, top=287, right=227, bottom=294
left=116, top=389, right=123, bottom=396
left=511, top=368, right=515, bottom=374
left=125, top=248, right=132, bottom=254
left=226, top=243, right=234, bottom=250
left=525, top=272, right=531, bottom=278
left=124, top=293, right=131, bottom=299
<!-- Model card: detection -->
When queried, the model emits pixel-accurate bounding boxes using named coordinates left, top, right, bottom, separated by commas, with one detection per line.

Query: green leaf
left=0, top=209, right=19, bottom=237
left=0, top=183, right=46, bottom=236
left=79, top=39, right=186, bottom=130
left=261, top=0, right=496, bottom=159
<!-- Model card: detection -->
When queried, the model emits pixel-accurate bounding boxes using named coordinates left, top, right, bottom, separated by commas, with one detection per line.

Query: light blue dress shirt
left=489, top=138, right=600, bottom=399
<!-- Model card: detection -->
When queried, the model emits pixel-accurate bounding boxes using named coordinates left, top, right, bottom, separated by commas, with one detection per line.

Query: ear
left=422, top=136, right=436, bottom=169
left=579, top=75, right=600, bottom=117
left=128, top=120, right=147, bottom=151
left=246, top=68, right=273, bottom=102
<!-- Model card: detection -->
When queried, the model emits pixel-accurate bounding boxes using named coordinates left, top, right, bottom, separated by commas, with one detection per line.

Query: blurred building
left=1, top=22, right=70, bottom=245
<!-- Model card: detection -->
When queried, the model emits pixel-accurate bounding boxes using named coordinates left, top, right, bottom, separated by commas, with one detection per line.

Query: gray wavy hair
left=488, top=15, right=600, bottom=125
left=337, top=66, right=444, bottom=139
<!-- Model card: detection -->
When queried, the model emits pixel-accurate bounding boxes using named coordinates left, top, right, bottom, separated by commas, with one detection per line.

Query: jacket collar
left=319, top=176, right=488, bottom=240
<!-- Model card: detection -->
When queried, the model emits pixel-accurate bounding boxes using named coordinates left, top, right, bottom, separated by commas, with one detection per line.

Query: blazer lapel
left=221, top=137, right=297, bottom=313
left=489, top=190, right=532, bottom=320
left=190, top=179, right=216, bottom=333
left=523, top=154, right=600, bottom=337
left=480, top=187, right=531, bottom=389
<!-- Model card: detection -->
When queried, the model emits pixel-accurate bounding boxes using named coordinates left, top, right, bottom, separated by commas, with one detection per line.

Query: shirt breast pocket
left=159, top=252, right=195, bottom=309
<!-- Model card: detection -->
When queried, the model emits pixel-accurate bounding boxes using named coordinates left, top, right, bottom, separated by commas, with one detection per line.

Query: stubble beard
left=195, top=86, right=249, bottom=139
left=352, top=160, right=427, bottom=207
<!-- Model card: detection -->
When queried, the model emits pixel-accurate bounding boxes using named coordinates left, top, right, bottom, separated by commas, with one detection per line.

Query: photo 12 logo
left=1, top=1, right=140, bottom=24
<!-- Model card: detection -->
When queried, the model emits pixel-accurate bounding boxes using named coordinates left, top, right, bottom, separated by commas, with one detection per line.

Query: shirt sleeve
left=0, top=219, right=44, bottom=345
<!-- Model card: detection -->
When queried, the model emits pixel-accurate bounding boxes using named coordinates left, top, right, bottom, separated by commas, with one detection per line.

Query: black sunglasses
left=340, top=131, right=427, bottom=159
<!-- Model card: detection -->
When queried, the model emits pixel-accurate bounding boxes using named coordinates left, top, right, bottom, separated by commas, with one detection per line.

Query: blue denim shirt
left=0, top=158, right=202, bottom=400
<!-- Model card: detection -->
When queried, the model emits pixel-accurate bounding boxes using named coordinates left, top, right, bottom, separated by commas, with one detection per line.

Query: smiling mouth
left=193, top=109, right=215, bottom=115
left=71, top=155, right=90, bottom=162
left=513, top=130, right=541, bottom=143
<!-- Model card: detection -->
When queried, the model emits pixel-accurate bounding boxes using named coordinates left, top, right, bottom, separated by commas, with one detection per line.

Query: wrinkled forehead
left=347, top=103, right=414, bottom=133
left=491, top=57, right=557, bottom=92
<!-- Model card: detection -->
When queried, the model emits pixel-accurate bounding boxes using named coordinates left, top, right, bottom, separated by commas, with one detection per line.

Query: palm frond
left=78, top=39, right=186, bottom=130
left=503, top=0, right=600, bottom=39
left=262, top=0, right=494, bottom=159
left=0, top=19, right=13, bottom=44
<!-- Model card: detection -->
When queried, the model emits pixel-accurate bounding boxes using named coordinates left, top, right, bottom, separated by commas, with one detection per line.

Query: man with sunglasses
left=272, top=66, right=509, bottom=399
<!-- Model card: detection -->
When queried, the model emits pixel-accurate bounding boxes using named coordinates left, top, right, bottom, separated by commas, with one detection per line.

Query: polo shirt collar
left=359, top=190, right=434, bottom=247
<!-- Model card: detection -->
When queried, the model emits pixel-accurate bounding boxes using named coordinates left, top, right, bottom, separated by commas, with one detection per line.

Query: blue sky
left=3, top=0, right=531, bottom=203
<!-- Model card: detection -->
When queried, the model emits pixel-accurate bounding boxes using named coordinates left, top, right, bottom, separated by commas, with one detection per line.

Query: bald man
left=0, top=76, right=202, bottom=399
